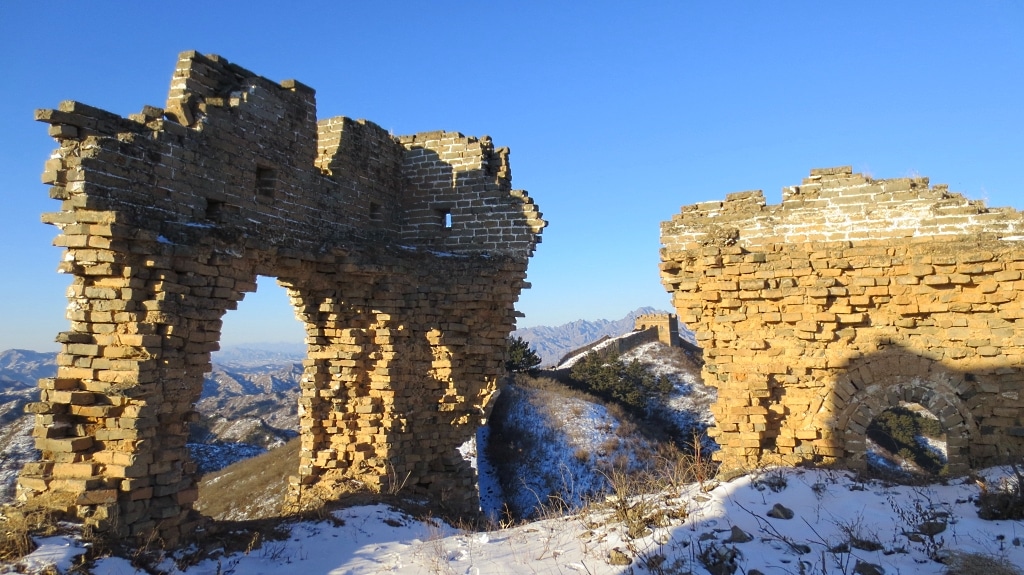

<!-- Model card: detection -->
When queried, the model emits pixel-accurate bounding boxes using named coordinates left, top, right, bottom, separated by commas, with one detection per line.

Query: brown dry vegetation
left=942, top=551, right=1022, bottom=575
left=487, top=371, right=716, bottom=520
left=0, top=492, right=77, bottom=564
left=195, top=437, right=300, bottom=521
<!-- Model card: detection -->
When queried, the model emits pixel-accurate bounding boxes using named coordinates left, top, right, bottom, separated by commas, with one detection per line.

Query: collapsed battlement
left=660, top=167, right=1024, bottom=476
left=38, top=51, right=544, bottom=258
left=662, top=166, right=1024, bottom=252
left=21, top=51, right=545, bottom=545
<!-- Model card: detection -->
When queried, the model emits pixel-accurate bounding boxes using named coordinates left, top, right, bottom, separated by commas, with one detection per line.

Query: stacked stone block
left=660, top=167, right=1024, bottom=475
left=20, top=51, right=544, bottom=544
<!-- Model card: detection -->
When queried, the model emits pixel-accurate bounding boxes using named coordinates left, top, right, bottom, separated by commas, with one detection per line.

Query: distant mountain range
left=0, top=350, right=56, bottom=499
left=212, top=342, right=307, bottom=367
left=0, top=349, right=57, bottom=389
left=514, top=307, right=690, bottom=366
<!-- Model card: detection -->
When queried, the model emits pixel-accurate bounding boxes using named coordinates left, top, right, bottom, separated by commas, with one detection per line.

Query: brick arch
left=20, top=51, right=544, bottom=545
left=830, top=352, right=978, bottom=475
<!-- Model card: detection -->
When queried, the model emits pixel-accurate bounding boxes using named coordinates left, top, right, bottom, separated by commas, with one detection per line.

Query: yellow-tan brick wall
left=661, top=167, right=1024, bottom=475
left=19, top=51, right=544, bottom=545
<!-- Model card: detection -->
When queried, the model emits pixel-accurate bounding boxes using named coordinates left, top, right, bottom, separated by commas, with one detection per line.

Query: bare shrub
left=976, top=463, right=1024, bottom=521
left=697, top=540, right=740, bottom=575
left=751, top=466, right=788, bottom=493
left=0, top=509, right=36, bottom=563
left=656, top=438, right=717, bottom=492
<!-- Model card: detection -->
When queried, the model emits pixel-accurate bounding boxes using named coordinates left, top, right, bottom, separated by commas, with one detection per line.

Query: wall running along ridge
left=19, top=51, right=545, bottom=545
left=660, top=166, right=1024, bottom=476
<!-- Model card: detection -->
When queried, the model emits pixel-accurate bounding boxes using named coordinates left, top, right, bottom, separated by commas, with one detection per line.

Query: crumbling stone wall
left=660, top=167, right=1024, bottom=475
left=19, top=51, right=544, bottom=544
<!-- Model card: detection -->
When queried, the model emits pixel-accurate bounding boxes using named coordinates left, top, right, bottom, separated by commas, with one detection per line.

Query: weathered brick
left=661, top=166, right=1024, bottom=475
left=24, top=50, right=545, bottom=542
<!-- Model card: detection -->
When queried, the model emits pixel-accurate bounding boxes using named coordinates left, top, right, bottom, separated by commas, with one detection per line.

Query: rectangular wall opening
left=205, top=198, right=225, bottom=222
left=437, top=208, right=452, bottom=229
left=256, top=166, right=277, bottom=200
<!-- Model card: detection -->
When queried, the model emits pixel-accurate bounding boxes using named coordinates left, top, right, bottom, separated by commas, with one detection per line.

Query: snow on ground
left=493, top=383, right=655, bottom=518
left=917, top=435, right=949, bottom=462
left=489, top=340, right=716, bottom=520
left=622, top=342, right=717, bottom=445
left=459, top=428, right=504, bottom=521
left=552, top=340, right=715, bottom=445
left=14, top=466, right=1024, bottom=574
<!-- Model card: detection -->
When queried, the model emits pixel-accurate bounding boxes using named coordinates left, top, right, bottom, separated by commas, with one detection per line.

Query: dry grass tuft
left=942, top=551, right=1022, bottom=575
left=0, top=510, right=36, bottom=563
left=0, top=491, right=76, bottom=563
left=976, top=463, right=1024, bottom=521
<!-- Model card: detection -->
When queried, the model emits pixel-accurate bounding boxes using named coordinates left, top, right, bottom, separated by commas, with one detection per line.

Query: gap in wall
left=190, top=275, right=306, bottom=521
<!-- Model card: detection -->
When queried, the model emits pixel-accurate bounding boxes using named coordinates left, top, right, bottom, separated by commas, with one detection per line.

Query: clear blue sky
left=1, top=1, right=1021, bottom=352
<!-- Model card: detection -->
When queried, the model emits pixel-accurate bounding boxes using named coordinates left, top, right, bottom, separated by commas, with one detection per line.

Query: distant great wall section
left=20, top=51, right=544, bottom=544
left=554, top=313, right=698, bottom=367
left=660, top=166, right=1024, bottom=475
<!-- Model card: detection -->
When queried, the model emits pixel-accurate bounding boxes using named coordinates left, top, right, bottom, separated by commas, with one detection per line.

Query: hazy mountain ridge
left=212, top=342, right=307, bottom=368
left=0, top=349, right=57, bottom=389
left=514, top=306, right=671, bottom=366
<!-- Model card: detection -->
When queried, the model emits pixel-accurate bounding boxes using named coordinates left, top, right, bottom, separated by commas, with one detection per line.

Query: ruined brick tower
left=661, top=167, right=1024, bottom=476
left=19, top=51, right=545, bottom=543
left=634, top=313, right=680, bottom=346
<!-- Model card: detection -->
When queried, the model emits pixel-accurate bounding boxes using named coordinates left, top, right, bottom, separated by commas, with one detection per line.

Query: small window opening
left=369, top=202, right=382, bottom=222
left=256, top=166, right=277, bottom=200
left=438, top=208, right=452, bottom=229
left=205, top=198, right=224, bottom=222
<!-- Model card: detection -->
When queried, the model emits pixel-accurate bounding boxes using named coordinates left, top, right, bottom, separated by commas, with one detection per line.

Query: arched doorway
left=832, top=350, right=976, bottom=476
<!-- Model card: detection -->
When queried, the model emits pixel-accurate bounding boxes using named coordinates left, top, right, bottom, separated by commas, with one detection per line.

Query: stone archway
left=829, top=350, right=978, bottom=475
left=19, top=51, right=545, bottom=545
